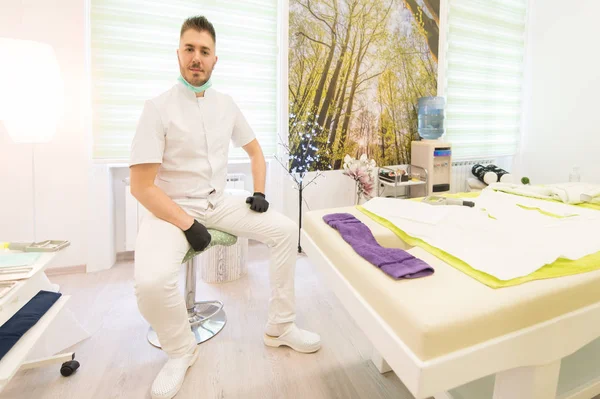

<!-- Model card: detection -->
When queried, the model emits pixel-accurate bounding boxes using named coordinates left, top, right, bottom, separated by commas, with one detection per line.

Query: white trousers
left=134, top=195, right=298, bottom=357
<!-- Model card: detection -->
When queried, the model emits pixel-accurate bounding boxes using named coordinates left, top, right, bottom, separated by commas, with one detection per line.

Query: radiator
left=123, top=174, right=247, bottom=251
left=451, top=159, right=495, bottom=193
left=225, top=173, right=246, bottom=190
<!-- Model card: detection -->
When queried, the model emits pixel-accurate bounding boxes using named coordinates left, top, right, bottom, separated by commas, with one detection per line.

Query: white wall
left=519, top=0, right=600, bottom=184
left=0, top=0, right=91, bottom=269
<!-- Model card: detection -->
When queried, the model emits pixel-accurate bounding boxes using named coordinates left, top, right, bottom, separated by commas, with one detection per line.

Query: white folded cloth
left=467, top=177, right=487, bottom=191
left=581, top=188, right=600, bottom=204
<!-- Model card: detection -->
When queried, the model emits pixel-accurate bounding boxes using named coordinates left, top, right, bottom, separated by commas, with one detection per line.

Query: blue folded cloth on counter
left=0, top=290, right=61, bottom=360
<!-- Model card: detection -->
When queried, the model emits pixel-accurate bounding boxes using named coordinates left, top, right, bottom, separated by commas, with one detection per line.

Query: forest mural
left=288, top=0, right=440, bottom=173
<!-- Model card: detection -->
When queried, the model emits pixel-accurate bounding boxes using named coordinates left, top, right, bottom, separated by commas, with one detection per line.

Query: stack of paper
left=0, top=252, right=41, bottom=281
left=0, top=281, right=17, bottom=299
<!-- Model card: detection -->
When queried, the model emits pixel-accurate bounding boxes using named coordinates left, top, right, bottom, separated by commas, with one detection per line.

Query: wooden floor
left=1, top=244, right=416, bottom=399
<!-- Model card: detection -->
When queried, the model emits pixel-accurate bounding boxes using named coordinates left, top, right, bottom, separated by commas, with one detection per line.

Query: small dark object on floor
left=61, top=360, right=80, bottom=376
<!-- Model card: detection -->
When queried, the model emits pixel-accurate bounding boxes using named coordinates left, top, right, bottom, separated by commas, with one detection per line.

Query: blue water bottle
left=417, top=96, right=445, bottom=140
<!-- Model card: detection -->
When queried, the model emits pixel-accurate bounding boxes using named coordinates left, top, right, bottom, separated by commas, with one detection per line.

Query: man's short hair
left=180, top=16, right=216, bottom=43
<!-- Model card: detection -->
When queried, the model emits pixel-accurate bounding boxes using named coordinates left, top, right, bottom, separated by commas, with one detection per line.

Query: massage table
left=302, top=206, right=600, bottom=399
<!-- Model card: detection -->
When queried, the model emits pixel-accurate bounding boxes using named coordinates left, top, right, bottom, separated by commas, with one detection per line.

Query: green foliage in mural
left=289, top=0, right=439, bottom=171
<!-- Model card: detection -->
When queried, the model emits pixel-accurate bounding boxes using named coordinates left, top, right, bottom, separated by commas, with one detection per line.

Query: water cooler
left=410, top=96, right=451, bottom=196
left=411, top=141, right=452, bottom=196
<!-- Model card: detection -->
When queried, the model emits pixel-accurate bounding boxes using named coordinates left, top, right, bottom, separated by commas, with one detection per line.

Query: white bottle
left=569, top=166, right=580, bottom=182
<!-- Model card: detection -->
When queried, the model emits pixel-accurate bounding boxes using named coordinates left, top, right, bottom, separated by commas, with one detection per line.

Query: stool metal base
left=147, top=302, right=227, bottom=348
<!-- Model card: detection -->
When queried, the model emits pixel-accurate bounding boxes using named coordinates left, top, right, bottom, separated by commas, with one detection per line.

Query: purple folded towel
left=323, top=213, right=434, bottom=279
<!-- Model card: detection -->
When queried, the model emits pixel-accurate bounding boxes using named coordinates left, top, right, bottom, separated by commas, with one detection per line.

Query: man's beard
left=179, top=63, right=212, bottom=87
left=186, top=64, right=211, bottom=86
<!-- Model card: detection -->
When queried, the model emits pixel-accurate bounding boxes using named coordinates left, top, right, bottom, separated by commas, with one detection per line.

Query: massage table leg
left=371, top=349, right=392, bottom=374
left=492, top=360, right=560, bottom=399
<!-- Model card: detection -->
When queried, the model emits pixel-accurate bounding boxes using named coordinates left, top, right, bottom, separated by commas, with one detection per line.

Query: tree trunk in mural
left=334, top=0, right=393, bottom=169
left=403, top=0, right=439, bottom=61
left=333, top=28, right=366, bottom=170
left=326, top=34, right=356, bottom=153
left=297, top=0, right=339, bottom=119
left=291, top=0, right=338, bottom=171
left=316, top=0, right=357, bottom=131
left=422, top=0, right=440, bottom=24
left=380, top=125, right=386, bottom=160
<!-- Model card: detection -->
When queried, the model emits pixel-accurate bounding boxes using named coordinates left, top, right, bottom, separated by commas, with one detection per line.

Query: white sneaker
left=263, top=324, right=321, bottom=353
left=151, top=346, right=199, bottom=399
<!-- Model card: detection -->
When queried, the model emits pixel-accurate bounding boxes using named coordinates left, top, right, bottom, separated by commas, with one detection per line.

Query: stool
left=199, top=236, right=248, bottom=283
left=195, top=188, right=251, bottom=284
left=147, top=229, right=237, bottom=348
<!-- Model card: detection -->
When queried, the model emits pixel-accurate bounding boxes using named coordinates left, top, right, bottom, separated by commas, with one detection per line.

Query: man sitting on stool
left=129, top=15, right=321, bottom=399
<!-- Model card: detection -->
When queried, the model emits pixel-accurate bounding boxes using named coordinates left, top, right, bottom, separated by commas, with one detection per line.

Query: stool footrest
left=187, top=300, right=224, bottom=326
left=147, top=301, right=227, bottom=348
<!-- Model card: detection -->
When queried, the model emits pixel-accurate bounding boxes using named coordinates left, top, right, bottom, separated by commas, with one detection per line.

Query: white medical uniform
left=130, top=82, right=297, bottom=358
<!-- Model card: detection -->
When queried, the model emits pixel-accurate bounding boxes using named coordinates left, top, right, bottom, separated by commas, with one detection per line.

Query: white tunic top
left=130, top=82, right=255, bottom=204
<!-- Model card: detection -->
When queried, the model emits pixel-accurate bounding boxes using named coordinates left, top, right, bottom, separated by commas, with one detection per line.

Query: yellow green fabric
left=576, top=202, right=600, bottom=211
left=358, top=193, right=600, bottom=289
left=515, top=204, right=578, bottom=218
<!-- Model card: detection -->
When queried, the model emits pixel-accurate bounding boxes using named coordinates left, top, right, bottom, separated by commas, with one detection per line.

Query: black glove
left=183, top=220, right=212, bottom=252
left=246, top=192, right=269, bottom=213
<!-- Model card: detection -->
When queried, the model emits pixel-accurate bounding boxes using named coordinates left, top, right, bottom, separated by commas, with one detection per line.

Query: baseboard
left=45, top=264, right=87, bottom=276
left=116, top=251, right=135, bottom=262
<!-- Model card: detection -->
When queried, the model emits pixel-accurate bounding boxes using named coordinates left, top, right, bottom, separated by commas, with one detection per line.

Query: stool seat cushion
left=182, top=229, right=238, bottom=263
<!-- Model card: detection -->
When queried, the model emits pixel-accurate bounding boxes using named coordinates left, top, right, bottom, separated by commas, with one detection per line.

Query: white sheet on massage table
left=304, top=206, right=600, bottom=361
left=360, top=192, right=600, bottom=280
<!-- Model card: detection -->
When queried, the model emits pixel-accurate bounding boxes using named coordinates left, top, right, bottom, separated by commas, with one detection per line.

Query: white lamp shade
left=0, top=38, right=64, bottom=143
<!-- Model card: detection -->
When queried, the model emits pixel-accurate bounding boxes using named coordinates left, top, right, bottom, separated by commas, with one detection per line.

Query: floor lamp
left=0, top=38, right=64, bottom=243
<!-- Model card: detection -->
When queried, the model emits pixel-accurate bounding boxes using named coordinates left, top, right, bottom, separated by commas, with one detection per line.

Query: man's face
left=177, top=29, right=217, bottom=86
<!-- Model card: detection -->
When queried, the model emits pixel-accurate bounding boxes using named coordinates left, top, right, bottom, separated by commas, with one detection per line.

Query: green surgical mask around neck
left=178, top=75, right=212, bottom=93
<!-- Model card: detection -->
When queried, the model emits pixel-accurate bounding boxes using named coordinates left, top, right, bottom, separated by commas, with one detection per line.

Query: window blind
left=441, top=0, right=528, bottom=159
left=90, top=0, right=279, bottom=161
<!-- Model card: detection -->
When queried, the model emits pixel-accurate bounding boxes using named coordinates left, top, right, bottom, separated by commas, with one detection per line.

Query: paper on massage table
left=303, top=206, right=600, bottom=360
left=478, top=189, right=588, bottom=219
left=476, top=190, right=600, bottom=259
left=361, top=190, right=600, bottom=280
left=359, top=205, right=600, bottom=289
left=490, top=182, right=600, bottom=205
